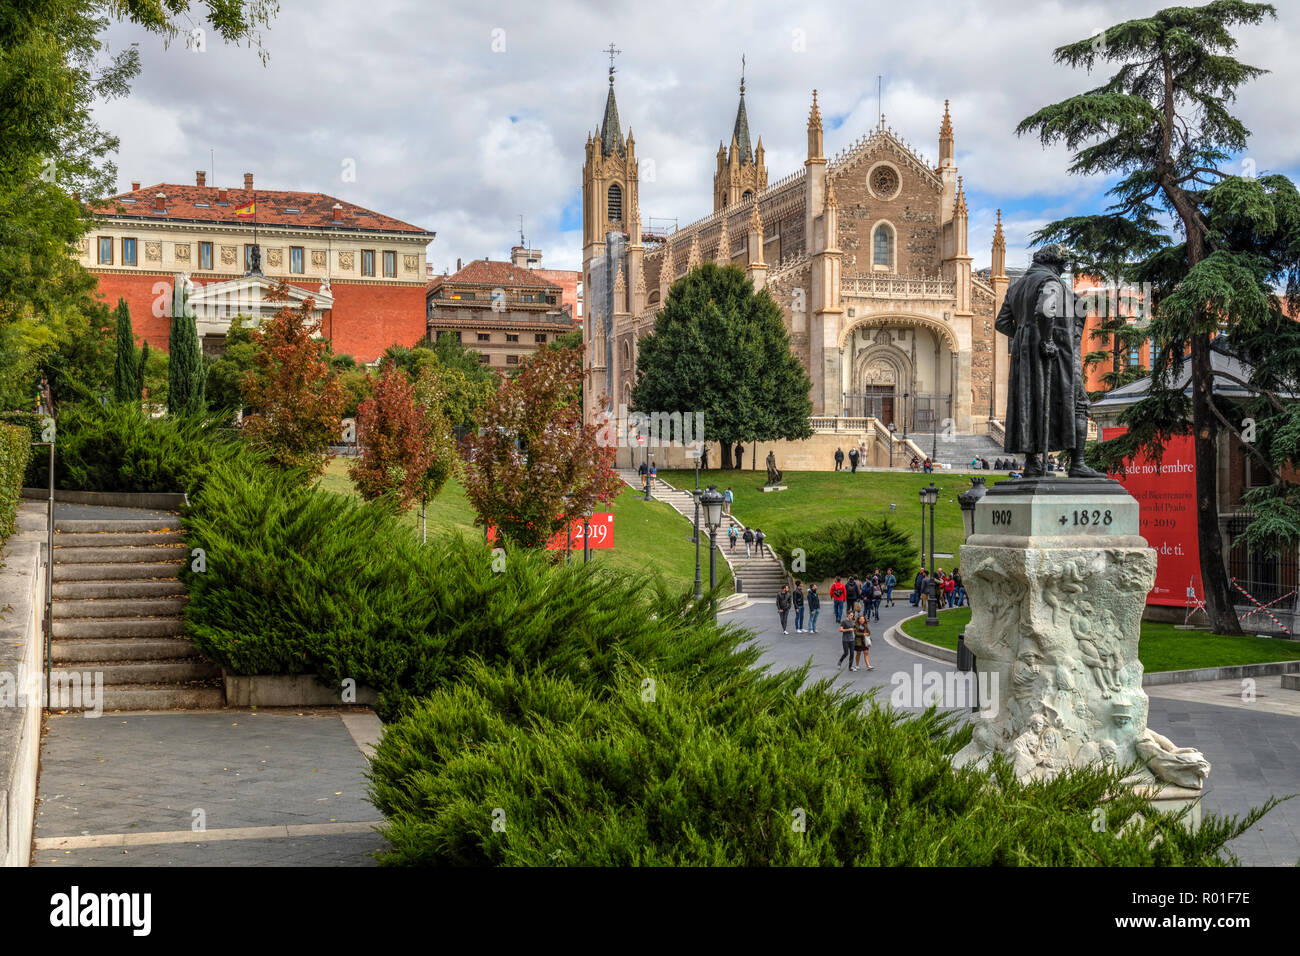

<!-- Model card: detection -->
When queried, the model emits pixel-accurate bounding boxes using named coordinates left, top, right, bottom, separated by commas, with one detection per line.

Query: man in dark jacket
left=848, top=446, right=860, bottom=473
left=834, top=447, right=845, bottom=471
left=776, top=585, right=792, bottom=635
left=845, top=575, right=861, bottom=616
left=807, top=584, right=821, bottom=633
left=743, top=527, right=754, bottom=557
left=912, top=568, right=926, bottom=607
left=793, top=581, right=806, bottom=632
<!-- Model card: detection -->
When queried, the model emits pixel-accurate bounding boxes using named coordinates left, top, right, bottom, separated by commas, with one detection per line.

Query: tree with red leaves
left=240, top=282, right=344, bottom=478
left=350, top=361, right=452, bottom=512
left=463, top=346, right=620, bottom=549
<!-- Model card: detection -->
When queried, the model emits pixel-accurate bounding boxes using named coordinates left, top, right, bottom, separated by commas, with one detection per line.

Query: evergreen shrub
left=0, top=422, right=31, bottom=543
left=773, top=516, right=916, bottom=582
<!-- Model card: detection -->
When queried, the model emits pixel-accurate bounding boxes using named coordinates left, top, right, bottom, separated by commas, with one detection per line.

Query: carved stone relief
left=338, top=251, right=355, bottom=271
left=145, top=241, right=162, bottom=262
left=266, top=248, right=283, bottom=268
left=173, top=242, right=191, bottom=262
left=220, top=245, right=237, bottom=266
left=311, top=250, right=327, bottom=268
left=403, top=254, right=419, bottom=273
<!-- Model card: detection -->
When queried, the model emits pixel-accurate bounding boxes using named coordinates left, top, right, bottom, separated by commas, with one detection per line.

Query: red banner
left=1102, top=427, right=1201, bottom=606
left=487, top=513, right=614, bottom=550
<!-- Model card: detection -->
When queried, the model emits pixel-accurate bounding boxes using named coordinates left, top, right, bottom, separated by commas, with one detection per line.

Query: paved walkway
left=34, top=709, right=386, bottom=867
left=722, top=597, right=1300, bottom=866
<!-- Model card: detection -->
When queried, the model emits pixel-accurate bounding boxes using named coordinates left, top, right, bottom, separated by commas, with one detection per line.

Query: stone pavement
left=34, top=709, right=387, bottom=867
left=722, top=596, right=1300, bottom=866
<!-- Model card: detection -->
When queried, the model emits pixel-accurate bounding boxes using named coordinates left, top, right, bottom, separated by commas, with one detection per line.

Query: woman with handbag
left=853, top=614, right=873, bottom=671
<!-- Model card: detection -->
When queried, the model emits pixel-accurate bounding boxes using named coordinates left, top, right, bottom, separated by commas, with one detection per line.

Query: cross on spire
left=604, top=42, right=621, bottom=82
left=741, top=53, right=746, bottom=94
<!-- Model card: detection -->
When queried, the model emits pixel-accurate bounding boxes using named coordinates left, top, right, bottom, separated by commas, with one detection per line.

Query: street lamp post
left=931, top=399, right=939, bottom=464
left=701, top=485, right=725, bottom=596
left=921, top=483, right=940, bottom=626
left=691, top=448, right=703, bottom=600
left=583, top=509, right=592, bottom=565
left=902, top=392, right=910, bottom=439
left=888, top=421, right=896, bottom=469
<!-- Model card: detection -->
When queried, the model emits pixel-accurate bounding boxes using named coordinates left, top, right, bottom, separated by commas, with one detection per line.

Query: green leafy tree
left=204, top=314, right=258, bottom=414
left=1017, top=0, right=1281, bottom=635
left=1030, top=210, right=1168, bottom=396
left=136, top=340, right=150, bottom=403
left=167, top=281, right=205, bottom=415
left=415, top=361, right=493, bottom=434
left=633, top=263, right=812, bottom=468
left=112, top=298, right=137, bottom=402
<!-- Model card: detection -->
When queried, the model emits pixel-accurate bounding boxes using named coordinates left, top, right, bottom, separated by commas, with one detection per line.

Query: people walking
left=793, top=581, right=806, bottom=633
left=953, top=568, right=966, bottom=607
left=884, top=568, right=897, bottom=607
left=776, top=585, right=792, bottom=635
left=727, top=523, right=738, bottom=552
left=848, top=446, right=860, bottom=473
left=869, top=577, right=883, bottom=622
left=944, top=572, right=956, bottom=608
left=845, top=575, right=860, bottom=618
left=912, top=567, right=926, bottom=607
left=743, top=527, right=754, bottom=557
left=834, top=447, right=844, bottom=471
left=723, top=486, right=733, bottom=516
left=807, top=584, right=820, bottom=633
left=754, top=528, right=766, bottom=556
left=838, top=616, right=855, bottom=668
left=853, top=614, right=872, bottom=671
left=830, top=576, right=846, bottom=623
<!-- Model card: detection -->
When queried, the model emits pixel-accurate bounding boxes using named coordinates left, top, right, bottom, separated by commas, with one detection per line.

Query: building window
left=290, top=246, right=304, bottom=274
left=535, top=333, right=547, bottom=343
left=872, top=223, right=894, bottom=270
left=506, top=355, right=519, bottom=365
left=383, top=251, right=396, bottom=277
left=1129, top=343, right=1141, bottom=366
left=506, top=333, right=519, bottom=343
left=523, top=294, right=536, bottom=303
left=477, top=333, right=490, bottom=342
left=478, top=353, right=490, bottom=364
left=121, top=237, right=137, bottom=266
left=436, top=330, right=461, bottom=345
left=547, top=295, right=556, bottom=304
left=98, top=236, right=113, bottom=265
left=199, top=242, right=213, bottom=270
left=608, top=183, right=623, bottom=222
left=361, top=250, right=375, bottom=277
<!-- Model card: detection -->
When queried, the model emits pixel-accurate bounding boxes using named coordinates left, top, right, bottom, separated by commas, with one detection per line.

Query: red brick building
left=80, top=172, right=435, bottom=361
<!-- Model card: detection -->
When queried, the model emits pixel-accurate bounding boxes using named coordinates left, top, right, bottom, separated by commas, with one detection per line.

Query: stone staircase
left=616, top=470, right=789, bottom=597
left=51, top=513, right=223, bottom=711
left=929, top=434, right=1010, bottom=470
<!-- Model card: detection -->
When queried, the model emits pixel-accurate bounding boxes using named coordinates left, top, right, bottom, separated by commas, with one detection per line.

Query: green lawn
left=658, top=468, right=1008, bottom=561
left=318, top=458, right=730, bottom=595
left=899, top=606, right=1300, bottom=672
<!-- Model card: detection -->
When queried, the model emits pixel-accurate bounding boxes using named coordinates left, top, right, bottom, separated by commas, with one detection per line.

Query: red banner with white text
left=1102, top=427, right=1201, bottom=606
left=487, top=513, right=614, bottom=550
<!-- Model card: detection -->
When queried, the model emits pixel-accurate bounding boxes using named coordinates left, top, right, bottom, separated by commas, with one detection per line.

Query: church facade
left=581, top=68, right=1013, bottom=452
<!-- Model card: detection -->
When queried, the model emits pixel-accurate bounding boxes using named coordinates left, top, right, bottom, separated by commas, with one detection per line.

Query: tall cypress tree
left=167, top=280, right=205, bottom=415
left=112, top=298, right=137, bottom=402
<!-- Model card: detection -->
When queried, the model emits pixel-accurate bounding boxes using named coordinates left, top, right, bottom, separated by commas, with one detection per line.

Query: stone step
left=53, top=561, right=183, bottom=582
left=54, top=531, right=186, bottom=547
left=53, top=544, right=187, bottom=564
left=53, top=579, right=186, bottom=600
left=52, top=658, right=220, bottom=685
left=52, top=637, right=201, bottom=663
left=55, top=518, right=179, bottom=534
left=53, top=617, right=185, bottom=639
left=53, top=683, right=225, bottom=712
left=54, top=596, right=187, bottom=618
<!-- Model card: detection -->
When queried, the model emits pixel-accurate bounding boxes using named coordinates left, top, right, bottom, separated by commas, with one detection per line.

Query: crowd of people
left=910, top=566, right=966, bottom=609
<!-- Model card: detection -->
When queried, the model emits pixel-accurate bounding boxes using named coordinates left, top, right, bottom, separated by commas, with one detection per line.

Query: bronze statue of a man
left=995, top=243, right=1104, bottom=479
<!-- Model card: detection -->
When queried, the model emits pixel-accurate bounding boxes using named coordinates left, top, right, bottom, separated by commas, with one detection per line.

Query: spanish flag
left=234, top=200, right=255, bottom=218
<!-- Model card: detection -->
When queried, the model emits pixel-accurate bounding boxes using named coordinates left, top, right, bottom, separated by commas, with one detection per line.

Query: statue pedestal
left=954, top=477, right=1211, bottom=792
left=761, top=485, right=787, bottom=493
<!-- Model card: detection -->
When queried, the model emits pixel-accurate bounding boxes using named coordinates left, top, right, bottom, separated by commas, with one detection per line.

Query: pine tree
left=1016, top=0, right=1280, bottom=635
left=112, top=298, right=137, bottom=403
left=167, top=279, right=205, bottom=415
left=632, top=263, right=813, bottom=468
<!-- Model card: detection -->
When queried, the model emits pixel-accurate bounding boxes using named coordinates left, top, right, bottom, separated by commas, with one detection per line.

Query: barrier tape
left=1231, top=577, right=1295, bottom=636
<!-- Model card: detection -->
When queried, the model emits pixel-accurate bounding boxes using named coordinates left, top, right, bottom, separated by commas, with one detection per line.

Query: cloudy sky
left=93, top=0, right=1300, bottom=275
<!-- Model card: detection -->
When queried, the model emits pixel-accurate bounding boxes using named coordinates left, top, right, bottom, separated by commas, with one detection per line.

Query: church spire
left=992, top=208, right=1006, bottom=279
left=939, top=98, right=954, bottom=168
left=807, top=89, right=824, bottom=160
left=730, top=56, right=753, bottom=166
left=600, top=43, right=625, bottom=158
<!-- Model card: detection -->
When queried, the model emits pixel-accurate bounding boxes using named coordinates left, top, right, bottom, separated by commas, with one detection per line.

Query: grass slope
left=900, top=606, right=1300, bottom=672
left=658, top=468, right=1007, bottom=563
left=318, top=458, right=730, bottom=594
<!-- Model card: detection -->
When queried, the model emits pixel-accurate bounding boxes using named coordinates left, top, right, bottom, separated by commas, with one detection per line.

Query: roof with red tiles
left=427, top=258, right=564, bottom=294
left=88, top=182, right=433, bottom=236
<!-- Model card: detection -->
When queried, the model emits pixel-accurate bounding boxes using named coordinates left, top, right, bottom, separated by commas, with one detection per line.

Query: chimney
left=332, top=202, right=342, bottom=222
left=131, top=181, right=141, bottom=192
left=218, top=187, right=228, bottom=202
left=154, top=192, right=166, bottom=212
left=456, top=258, right=462, bottom=271
left=243, top=172, right=253, bottom=190
left=196, top=170, right=206, bottom=187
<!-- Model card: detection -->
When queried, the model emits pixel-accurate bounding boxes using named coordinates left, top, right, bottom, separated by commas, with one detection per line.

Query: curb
left=891, top=611, right=1300, bottom=685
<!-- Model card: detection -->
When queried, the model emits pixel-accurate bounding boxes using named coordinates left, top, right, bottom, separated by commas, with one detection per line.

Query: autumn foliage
left=240, top=284, right=344, bottom=478
left=350, top=361, right=452, bottom=511
left=463, top=347, right=620, bottom=549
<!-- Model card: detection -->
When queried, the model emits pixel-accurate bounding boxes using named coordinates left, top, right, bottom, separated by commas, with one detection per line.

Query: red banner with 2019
left=487, top=513, right=614, bottom=550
